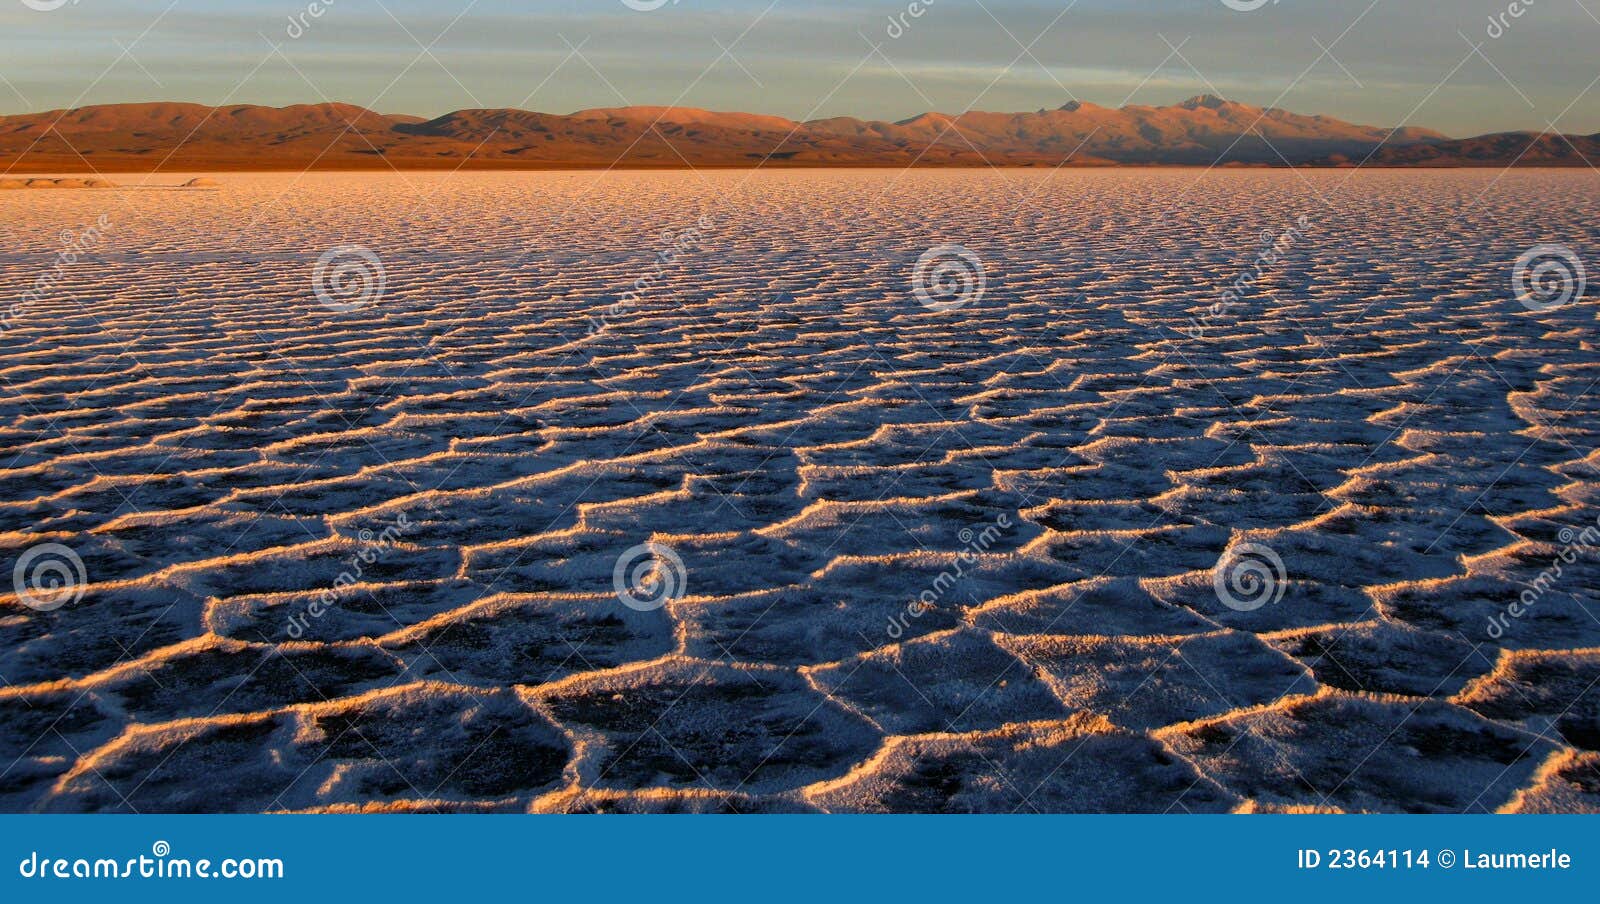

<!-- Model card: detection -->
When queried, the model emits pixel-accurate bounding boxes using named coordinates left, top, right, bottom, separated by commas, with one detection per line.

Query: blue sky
left=2, top=0, right=1597, bottom=137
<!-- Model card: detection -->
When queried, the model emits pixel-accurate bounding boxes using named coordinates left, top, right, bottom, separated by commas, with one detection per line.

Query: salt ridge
left=0, top=169, right=1596, bottom=813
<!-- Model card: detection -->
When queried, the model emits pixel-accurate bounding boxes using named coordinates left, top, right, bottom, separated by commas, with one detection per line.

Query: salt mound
left=4, top=177, right=118, bottom=189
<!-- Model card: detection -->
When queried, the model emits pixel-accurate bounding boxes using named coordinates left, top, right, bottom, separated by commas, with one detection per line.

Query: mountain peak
left=1178, top=94, right=1233, bottom=111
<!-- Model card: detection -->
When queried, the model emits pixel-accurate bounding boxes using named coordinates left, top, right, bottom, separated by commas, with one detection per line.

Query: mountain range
left=0, top=96, right=1590, bottom=171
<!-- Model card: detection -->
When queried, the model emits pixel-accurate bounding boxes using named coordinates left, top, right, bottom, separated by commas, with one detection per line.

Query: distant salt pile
left=0, top=176, right=219, bottom=191
left=0, top=177, right=118, bottom=190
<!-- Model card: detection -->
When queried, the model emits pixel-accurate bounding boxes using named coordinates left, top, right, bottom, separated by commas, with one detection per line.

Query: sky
left=2, top=0, right=1598, bottom=138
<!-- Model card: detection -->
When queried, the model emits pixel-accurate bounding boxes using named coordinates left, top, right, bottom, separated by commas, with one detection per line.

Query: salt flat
left=1, top=169, right=1597, bottom=813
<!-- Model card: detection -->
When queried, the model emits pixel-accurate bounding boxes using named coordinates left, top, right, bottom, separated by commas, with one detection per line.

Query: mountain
left=386, top=106, right=1020, bottom=166
left=0, top=101, right=1015, bottom=170
left=1314, top=130, right=1600, bottom=166
left=0, top=102, right=424, bottom=169
left=0, top=96, right=1563, bottom=171
left=811, top=96, right=1446, bottom=165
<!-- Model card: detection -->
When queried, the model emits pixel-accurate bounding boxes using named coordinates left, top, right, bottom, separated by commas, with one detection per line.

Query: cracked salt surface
left=0, top=169, right=1597, bottom=813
